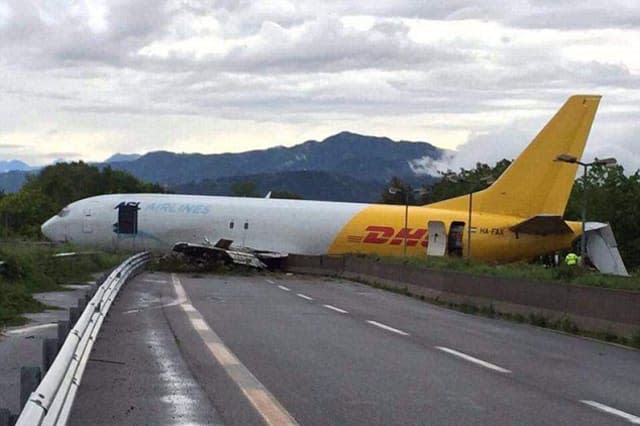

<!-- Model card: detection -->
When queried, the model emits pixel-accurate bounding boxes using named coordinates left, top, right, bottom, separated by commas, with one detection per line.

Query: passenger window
left=229, top=221, right=234, bottom=229
left=244, top=222, right=248, bottom=230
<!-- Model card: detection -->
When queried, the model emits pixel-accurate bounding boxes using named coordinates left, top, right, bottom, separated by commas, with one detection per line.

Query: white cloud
left=0, top=0, right=638, bottom=174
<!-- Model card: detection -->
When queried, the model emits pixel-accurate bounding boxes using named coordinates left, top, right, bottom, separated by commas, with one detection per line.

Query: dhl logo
left=351, top=225, right=429, bottom=247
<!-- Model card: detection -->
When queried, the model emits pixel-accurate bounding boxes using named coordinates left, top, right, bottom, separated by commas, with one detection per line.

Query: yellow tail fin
left=429, top=95, right=601, bottom=218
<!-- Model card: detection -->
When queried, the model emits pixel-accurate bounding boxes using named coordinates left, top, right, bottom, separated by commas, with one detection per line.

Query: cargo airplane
left=41, top=95, right=628, bottom=275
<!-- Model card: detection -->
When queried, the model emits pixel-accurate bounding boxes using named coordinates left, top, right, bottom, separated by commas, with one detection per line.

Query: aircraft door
left=241, top=220, right=249, bottom=246
left=113, top=202, right=142, bottom=250
left=228, top=218, right=250, bottom=246
left=427, top=221, right=446, bottom=256
left=448, top=221, right=465, bottom=257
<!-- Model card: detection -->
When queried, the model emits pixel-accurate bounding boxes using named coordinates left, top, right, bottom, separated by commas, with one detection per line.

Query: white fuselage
left=41, top=193, right=367, bottom=254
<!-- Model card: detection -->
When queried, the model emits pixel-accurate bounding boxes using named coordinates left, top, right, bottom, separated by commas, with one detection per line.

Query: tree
left=0, top=162, right=165, bottom=238
left=378, top=177, right=417, bottom=205
left=565, top=164, right=640, bottom=268
left=231, top=180, right=258, bottom=197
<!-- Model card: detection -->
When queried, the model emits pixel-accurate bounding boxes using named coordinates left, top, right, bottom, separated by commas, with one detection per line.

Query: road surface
left=70, top=271, right=640, bottom=425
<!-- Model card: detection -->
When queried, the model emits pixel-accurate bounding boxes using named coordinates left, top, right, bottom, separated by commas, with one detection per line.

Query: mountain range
left=0, top=131, right=443, bottom=202
left=0, top=160, right=32, bottom=173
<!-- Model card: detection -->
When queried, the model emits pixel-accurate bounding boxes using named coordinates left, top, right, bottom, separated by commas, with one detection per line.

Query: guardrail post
left=42, top=338, right=58, bottom=373
left=57, top=320, right=69, bottom=350
left=19, top=367, right=41, bottom=411
left=69, top=306, right=80, bottom=327
left=0, top=408, right=11, bottom=426
left=15, top=252, right=151, bottom=426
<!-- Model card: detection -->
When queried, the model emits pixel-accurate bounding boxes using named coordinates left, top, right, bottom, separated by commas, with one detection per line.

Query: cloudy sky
left=0, top=0, right=638, bottom=173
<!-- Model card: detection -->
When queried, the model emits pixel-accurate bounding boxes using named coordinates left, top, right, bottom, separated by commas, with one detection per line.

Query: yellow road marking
left=171, top=274, right=298, bottom=426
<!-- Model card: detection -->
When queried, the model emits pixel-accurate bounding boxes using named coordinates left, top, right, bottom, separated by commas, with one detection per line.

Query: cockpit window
left=57, top=208, right=70, bottom=217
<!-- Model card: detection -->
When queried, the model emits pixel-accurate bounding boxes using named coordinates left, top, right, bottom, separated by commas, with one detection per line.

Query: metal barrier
left=15, top=252, right=151, bottom=426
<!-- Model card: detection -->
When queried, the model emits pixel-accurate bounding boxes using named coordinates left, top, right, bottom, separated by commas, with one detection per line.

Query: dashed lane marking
left=435, top=346, right=511, bottom=374
left=277, top=285, right=291, bottom=292
left=142, top=278, right=168, bottom=284
left=366, top=320, right=410, bottom=336
left=580, top=400, right=640, bottom=424
left=322, top=304, right=348, bottom=314
left=171, top=274, right=298, bottom=426
left=296, top=294, right=313, bottom=301
left=265, top=279, right=275, bottom=284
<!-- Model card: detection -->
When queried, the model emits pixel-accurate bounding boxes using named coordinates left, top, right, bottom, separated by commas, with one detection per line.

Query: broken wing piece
left=585, top=223, right=629, bottom=276
left=172, top=241, right=266, bottom=268
left=172, top=239, right=288, bottom=269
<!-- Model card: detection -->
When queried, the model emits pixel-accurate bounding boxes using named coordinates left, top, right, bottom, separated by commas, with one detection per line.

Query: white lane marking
left=182, top=303, right=197, bottom=313
left=171, top=274, right=298, bottom=426
left=143, top=278, right=168, bottom=284
left=171, top=274, right=188, bottom=305
left=296, top=294, right=313, bottom=301
left=192, top=318, right=209, bottom=331
left=322, top=304, right=348, bottom=314
left=277, top=285, right=291, bottom=292
left=581, top=400, right=640, bottom=424
left=265, top=279, right=275, bottom=284
left=366, top=320, right=410, bottom=336
left=5, top=323, right=57, bottom=335
left=436, top=346, right=511, bottom=374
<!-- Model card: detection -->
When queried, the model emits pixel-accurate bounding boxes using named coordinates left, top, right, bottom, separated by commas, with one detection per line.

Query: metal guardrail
left=15, top=252, right=151, bottom=426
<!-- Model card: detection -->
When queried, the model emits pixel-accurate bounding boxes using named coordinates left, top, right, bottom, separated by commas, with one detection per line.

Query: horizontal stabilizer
left=509, top=215, right=573, bottom=235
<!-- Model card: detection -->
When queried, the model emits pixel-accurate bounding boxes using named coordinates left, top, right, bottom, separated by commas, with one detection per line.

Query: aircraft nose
left=41, top=216, right=65, bottom=242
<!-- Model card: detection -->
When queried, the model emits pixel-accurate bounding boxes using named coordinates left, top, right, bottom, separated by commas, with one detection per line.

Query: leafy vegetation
left=0, top=244, right=125, bottom=328
left=0, top=163, right=162, bottom=327
left=231, top=180, right=259, bottom=197
left=565, top=164, right=640, bottom=269
left=0, top=162, right=165, bottom=237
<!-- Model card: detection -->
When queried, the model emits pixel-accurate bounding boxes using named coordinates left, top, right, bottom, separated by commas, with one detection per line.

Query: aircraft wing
left=172, top=240, right=287, bottom=269
left=509, top=215, right=573, bottom=235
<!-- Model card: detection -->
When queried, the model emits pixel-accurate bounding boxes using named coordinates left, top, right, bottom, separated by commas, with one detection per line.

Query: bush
left=0, top=244, right=125, bottom=328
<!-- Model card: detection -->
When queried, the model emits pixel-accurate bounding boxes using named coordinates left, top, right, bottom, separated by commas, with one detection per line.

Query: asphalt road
left=70, top=271, right=640, bottom=425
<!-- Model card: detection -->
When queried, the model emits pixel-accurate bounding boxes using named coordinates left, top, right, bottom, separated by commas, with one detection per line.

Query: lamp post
left=555, top=154, right=617, bottom=267
left=443, top=174, right=494, bottom=260
left=388, top=186, right=428, bottom=256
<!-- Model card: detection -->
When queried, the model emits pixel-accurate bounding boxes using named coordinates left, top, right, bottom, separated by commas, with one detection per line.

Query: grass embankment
left=0, top=244, right=125, bottom=328
left=374, top=255, right=640, bottom=291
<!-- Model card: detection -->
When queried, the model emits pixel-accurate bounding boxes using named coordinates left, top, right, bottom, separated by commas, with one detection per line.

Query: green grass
left=364, top=254, right=640, bottom=291
left=0, top=243, right=126, bottom=328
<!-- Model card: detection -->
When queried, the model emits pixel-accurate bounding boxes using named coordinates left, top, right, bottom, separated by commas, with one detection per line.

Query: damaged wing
left=172, top=239, right=287, bottom=269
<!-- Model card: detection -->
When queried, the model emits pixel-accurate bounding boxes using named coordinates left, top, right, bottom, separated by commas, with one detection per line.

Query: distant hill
left=0, top=170, right=30, bottom=193
left=174, top=171, right=396, bottom=203
left=107, top=131, right=441, bottom=186
left=0, top=132, right=442, bottom=201
left=104, top=153, right=141, bottom=163
left=0, top=160, right=32, bottom=173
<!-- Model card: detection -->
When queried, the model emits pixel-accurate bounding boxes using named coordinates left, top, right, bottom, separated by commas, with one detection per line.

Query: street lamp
left=443, top=173, right=494, bottom=260
left=388, top=186, right=428, bottom=256
left=555, top=153, right=617, bottom=267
